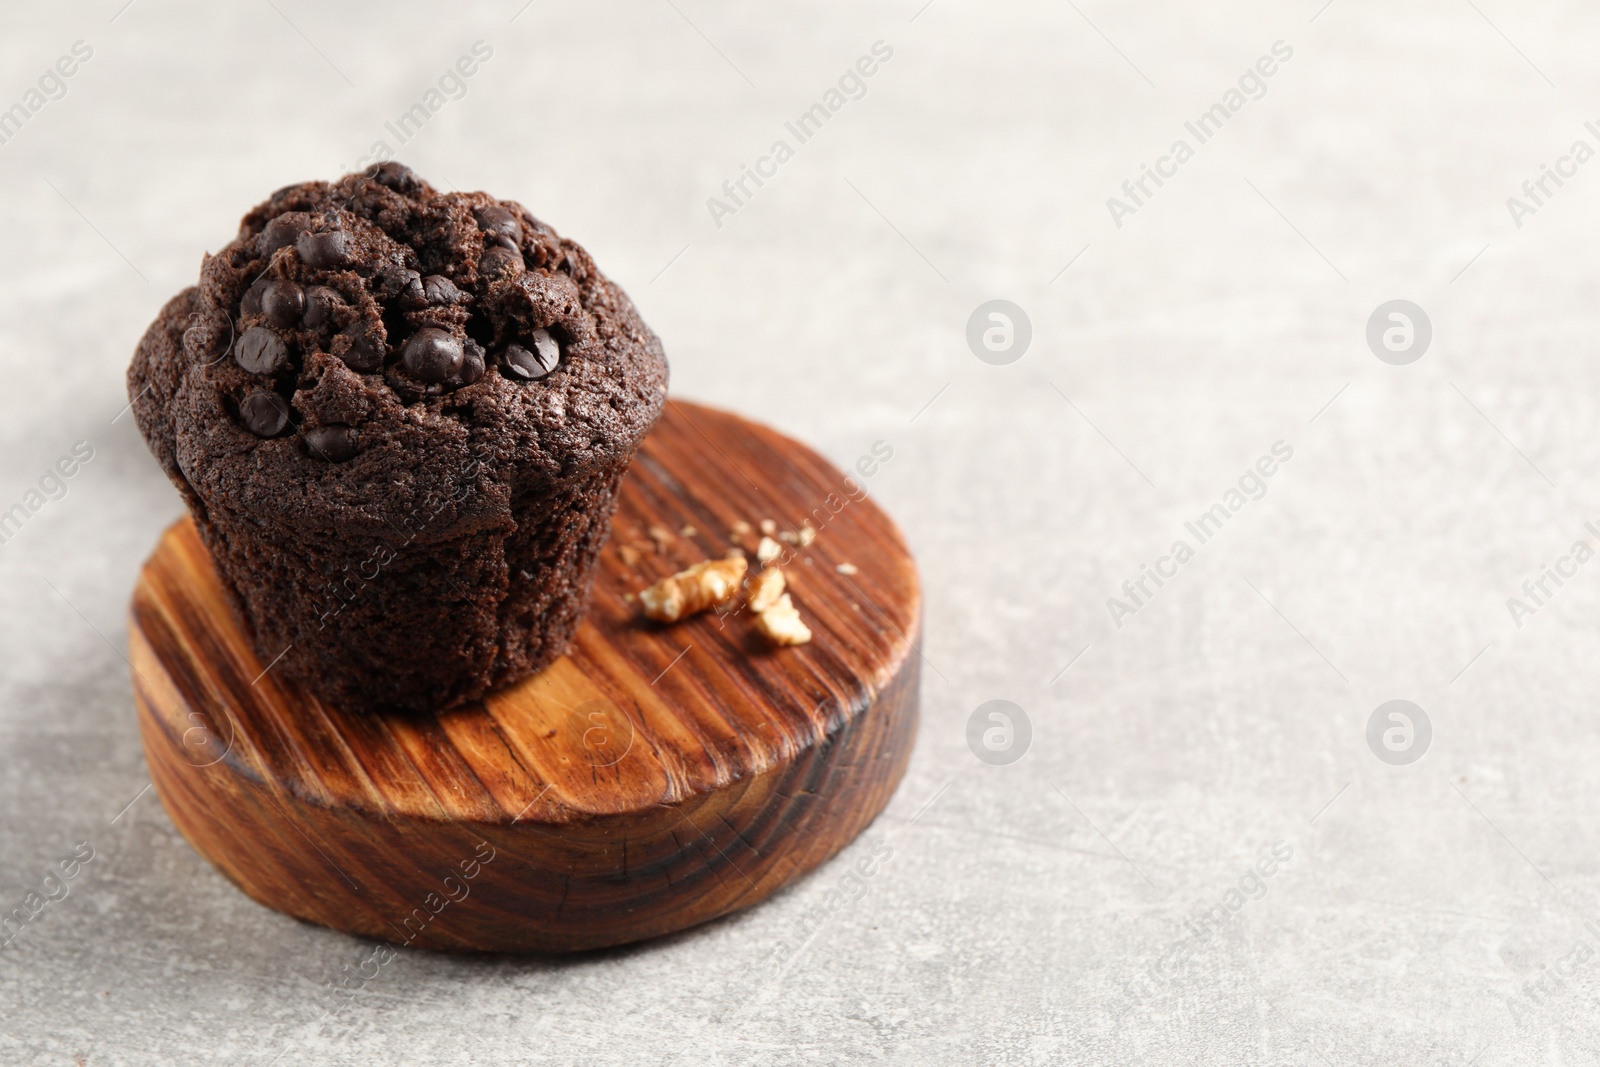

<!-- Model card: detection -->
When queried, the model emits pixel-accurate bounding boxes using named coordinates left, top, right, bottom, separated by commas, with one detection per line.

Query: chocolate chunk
left=302, top=286, right=346, bottom=328
left=529, top=328, right=561, bottom=370
left=260, top=280, right=305, bottom=328
left=261, top=213, right=311, bottom=255
left=370, top=161, right=421, bottom=193
left=240, top=278, right=269, bottom=316
left=239, top=391, right=291, bottom=437
left=501, top=331, right=560, bottom=381
left=422, top=274, right=461, bottom=305
left=461, top=340, right=486, bottom=385
left=473, top=205, right=522, bottom=242
left=236, top=326, right=290, bottom=375
left=304, top=424, right=357, bottom=462
left=480, top=243, right=523, bottom=278
left=338, top=324, right=385, bottom=372
left=297, top=229, right=351, bottom=269
left=402, top=328, right=464, bottom=383
left=376, top=266, right=425, bottom=307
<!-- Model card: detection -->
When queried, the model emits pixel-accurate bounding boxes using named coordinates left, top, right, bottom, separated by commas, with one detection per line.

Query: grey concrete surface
left=2, top=1, right=1599, bottom=1063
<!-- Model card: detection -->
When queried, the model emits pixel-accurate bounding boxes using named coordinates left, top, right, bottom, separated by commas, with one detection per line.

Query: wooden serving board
left=129, top=400, right=919, bottom=953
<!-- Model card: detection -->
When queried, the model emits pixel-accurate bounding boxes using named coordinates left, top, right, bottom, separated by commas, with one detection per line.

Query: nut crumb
left=724, top=546, right=746, bottom=560
left=730, top=520, right=751, bottom=537
left=648, top=524, right=674, bottom=553
left=759, top=519, right=777, bottom=536
left=639, top=556, right=748, bottom=622
left=779, top=524, right=816, bottom=547
left=756, top=536, right=783, bottom=564
left=754, top=593, right=811, bottom=646
left=747, top=567, right=786, bottom=613
left=622, top=592, right=636, bottom=603
left=835, top=562, right=858, bottom=575
left=680, top=525, right=698, bottom=538
left=618, top=544, right=641, bottom=567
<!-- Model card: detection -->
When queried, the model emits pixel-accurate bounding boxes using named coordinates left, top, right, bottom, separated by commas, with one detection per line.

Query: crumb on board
left=730, top=520, right=752, bottom=537
left=618, top=544, right=641, bottom=567
left=680, top=525, right=697, bottom=538
left=779, top=524, right=816, bottom=547
left=759, top=519, right=777, bottom=536
left=835, top=562, right=858, bottom=575
left=756, top=536, right=782, bottom=564
left=648, top=524, right=674, bottom=552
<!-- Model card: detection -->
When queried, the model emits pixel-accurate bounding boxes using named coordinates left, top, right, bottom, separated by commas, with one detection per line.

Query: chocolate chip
left=240, top=278, right=268, bottom=316
left=236, top=326, right=290, bottom=375
left=530, top=328, right=561, bottom=369
left=338, top=324, right=385, bottom=372
left=239, top=391, right=291, bottom=437
left=473, top=205, right=522, bottom=242
left=402, top=328, right=464, bottom=383
left=460, top=340, right=485, bottom=385
left=302, top=286, right=346, bottom=329
left=480, top=243, right=523, bottom=278
left=304, top=424, right=357, bottom=462
left=369, top=161, right=421, bottom=193
left=422, top=274, right=461, bottom=305
left=297, top=229, right=351, bottom=269
left=376, top=266, right=425, bottom=307
left=260, top=279, right=305, bottom=328
left=261, top=213, right=311, bottom=255
left=501, top=330, right=560, bottom=381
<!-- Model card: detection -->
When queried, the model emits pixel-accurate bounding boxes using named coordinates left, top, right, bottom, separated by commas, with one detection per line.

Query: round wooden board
left=129, top=400, right=920, bottom=953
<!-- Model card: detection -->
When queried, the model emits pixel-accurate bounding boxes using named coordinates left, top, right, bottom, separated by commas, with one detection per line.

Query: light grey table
left=2, top=1, right=1597, bottom=1063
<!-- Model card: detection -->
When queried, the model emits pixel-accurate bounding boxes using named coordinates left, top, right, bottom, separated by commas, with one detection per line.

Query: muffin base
left=194, top=462, right=628, bottom=715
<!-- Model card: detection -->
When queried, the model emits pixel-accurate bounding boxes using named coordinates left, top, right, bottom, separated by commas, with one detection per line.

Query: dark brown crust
left=126, top=168, right=668, bottom=713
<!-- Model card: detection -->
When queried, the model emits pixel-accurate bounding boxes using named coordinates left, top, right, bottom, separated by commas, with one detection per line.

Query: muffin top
left=130, top=163, right=668, bottom=540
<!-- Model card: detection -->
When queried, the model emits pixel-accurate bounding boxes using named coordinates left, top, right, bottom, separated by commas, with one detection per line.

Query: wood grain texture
left=129, top=400, right=920, bottom=953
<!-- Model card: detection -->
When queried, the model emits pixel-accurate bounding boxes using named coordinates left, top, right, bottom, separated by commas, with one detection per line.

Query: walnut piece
left=759, top=519, right=777, bottom=536
left=747, top=566, right=786, bottom=613
left=753, top=593, right=811, bottom=646
left=639, top=556, right=748, bottom=623
left=648, top=524, right=674, bottom=553
left=618, top=544, right=641, bottom=567
left=756, top=536, right=783, bottom=564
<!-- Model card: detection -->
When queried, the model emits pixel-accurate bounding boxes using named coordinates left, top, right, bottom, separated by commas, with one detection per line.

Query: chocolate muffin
left=129, top=163, right=668, bottom=714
